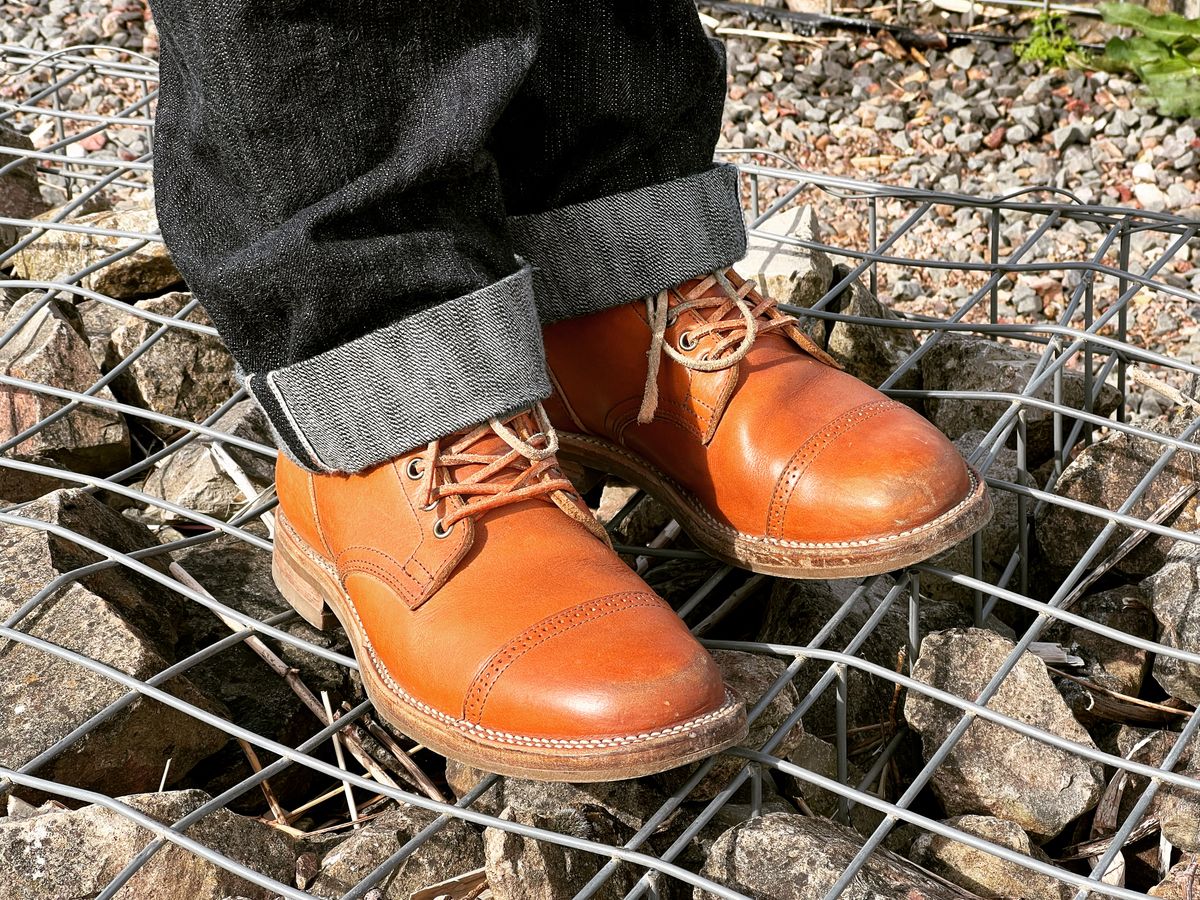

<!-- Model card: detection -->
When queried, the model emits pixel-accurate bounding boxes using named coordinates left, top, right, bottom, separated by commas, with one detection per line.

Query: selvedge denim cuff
left=509, top=164, right=748, bottom=323
left=245, top=265, right=550, bottom=473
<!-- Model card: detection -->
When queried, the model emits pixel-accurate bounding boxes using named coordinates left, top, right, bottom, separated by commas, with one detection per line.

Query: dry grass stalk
left=322, top=690, right=359, bottom=827
left=1130, top=367, right=1200, bottom=414
left=1058, top=816, right=1161, bottom=861
left=1060, top=482, right=1198, bottom=612
left=169, top=562, right=444, bottom=801
left=410, top=867, right=489, bottom=900
left=1048, top=667, right=1192, bottom=725
left=207, top=440, right=275, bottom=538
left=235, top=737, right=288, bottom=825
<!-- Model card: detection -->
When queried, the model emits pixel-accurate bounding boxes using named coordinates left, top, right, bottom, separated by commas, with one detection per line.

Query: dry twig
left=169, top=562, right=445, bottom=802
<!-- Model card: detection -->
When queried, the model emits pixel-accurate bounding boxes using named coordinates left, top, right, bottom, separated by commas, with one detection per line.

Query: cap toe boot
left=272, top=409, right=746, bottom=781
left=542, top=269, right=991, bottom=578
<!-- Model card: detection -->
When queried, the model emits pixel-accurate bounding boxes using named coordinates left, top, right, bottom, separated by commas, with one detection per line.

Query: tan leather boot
left=271, top=407, right=746, bottom=781
left=542, top=269, right=991, bottom=579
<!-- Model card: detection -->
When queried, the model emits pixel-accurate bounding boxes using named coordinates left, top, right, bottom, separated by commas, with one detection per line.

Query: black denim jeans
left=149, top=0, right=747, bottom=472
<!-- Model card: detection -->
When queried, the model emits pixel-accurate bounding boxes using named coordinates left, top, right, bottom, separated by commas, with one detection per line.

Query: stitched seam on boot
left=462, top=592, right=667, bottom=724
left=389, top=459, right=433, bottom=591
left=306, top=472, right=336, bottom=560
left=339, top=550, right=423, bottom=606
left=765, top=399, right=902, bottom=539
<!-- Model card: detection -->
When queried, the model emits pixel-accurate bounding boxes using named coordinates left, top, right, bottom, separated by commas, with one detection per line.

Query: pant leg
left=149, top=0, right=549, bottom=472
left=491, top=0, right=746, bottom=323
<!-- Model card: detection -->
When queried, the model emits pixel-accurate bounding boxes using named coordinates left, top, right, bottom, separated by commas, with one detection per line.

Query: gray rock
left=0, top=490, right=229, bottom=797
left=485, top=804, right=640, bottom=900
left=758, top=577, right=907, bottom=739
left=1144, top=542, right=1200, bottom=706
left=1035, top=413, right=1199, bottom=579
left=75, top=295, right=134, bottom=371
left=309, top=802, right=484, bottom=899
left=904, top=628, right=1105, bottom=840
left=1155, top=731, right=1200, bottom=852
left=642, top=555, right=725, bottom=607
left=108, top=291, right=237, bottom=438
left=606, top=489, right=673, bottom=548
left=804, top=274, right=920, bottom=393
left=1135, top=182, right=1169, bottom=212
left=1151, top=852, right=1200, bottom=897
left=1044, top=586, right=1154, bottom=724
left=956, top=132, right=983, bottom=154
left=1168, top=182, right=1194, bottom=209
left=0, top=789, right=296, bottom=899
left=742, top=204, right=833, bottom=308
left=446, top=759, right=666, bottom=832
left=875, top=115, right=905, bottom=131
left=782, top=732, right=883, bottom=836
left=10, top=202, right=182, bottom=300
left=696, top=813, right=966, bottom=899
left=909, top=814, right=1072, bottom=899
left=920, top=333, right=1121, bottom=465
left=1051, top=124, right=1084, bottom=152
left=688, top=650, right=804, bottom=799
left=1006, top=125, right=1030, bottom=144
left=1108, top=729, right=1195, bottom=854
left=142, top=399, right=276, bottom=523
left=948, top=47, right=975, bottom=69
left=0, top=294, right=129, bottom=491
left=0, top=123, right=51, bottom=255
left=447, top=761, right=669, bottom=899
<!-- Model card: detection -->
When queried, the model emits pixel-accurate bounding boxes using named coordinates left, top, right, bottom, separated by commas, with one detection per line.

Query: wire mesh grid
left=1, top=42, right=1199, bottom=900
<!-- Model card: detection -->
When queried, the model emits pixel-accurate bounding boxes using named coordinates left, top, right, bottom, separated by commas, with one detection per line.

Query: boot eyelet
left=422, top=501, right=437, bottom=512
left=433, top=519, right=454, bottom=539
left=678, top=331, right=698, bottom=351
left=406, top=459, right=424, bottom=479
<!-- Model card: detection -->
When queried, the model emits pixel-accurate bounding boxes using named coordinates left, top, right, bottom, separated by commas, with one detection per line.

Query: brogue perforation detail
left=462, top=592, right=667, bottom=724
left=765, top=399, right=903, bottom=539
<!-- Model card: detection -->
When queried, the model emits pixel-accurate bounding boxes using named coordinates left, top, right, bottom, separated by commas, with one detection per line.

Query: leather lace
left=414, top=403, right=593, bottom=535
left=639, top=268, right=839, bottom=423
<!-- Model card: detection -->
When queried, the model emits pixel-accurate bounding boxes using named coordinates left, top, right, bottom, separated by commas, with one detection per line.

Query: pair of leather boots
left=272, top=270, right=991, bottom=781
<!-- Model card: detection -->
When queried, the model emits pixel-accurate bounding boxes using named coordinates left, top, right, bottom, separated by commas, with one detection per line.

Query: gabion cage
left=2, top=42, right=1200, bottom=900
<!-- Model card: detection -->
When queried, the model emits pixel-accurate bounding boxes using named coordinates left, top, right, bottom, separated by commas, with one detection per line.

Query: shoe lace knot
left=638, top=268, right=838, bottom=424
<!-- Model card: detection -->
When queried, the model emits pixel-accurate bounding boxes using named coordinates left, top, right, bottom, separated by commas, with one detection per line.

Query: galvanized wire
left=1, top=43, right=1199, bottom=900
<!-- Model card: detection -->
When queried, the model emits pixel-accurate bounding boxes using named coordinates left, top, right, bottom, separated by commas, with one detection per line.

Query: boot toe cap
left=468, top=592, right=731, bottom=744
left=777, top=403, right=975, bottom=544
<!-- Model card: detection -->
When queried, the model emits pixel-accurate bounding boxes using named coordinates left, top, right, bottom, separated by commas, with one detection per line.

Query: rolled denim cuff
left=509, top=164, right=748, bottom=323
left=245, top=265, right=550, bottom=473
